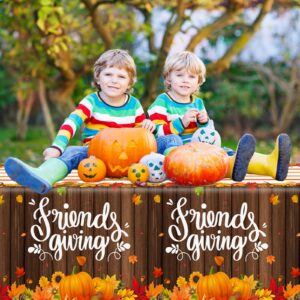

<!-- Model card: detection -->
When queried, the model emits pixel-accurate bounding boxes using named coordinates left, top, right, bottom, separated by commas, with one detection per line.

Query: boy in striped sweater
left=5, top=49, right=155, bottom=194
left=148, top=51, right=291, bottom=181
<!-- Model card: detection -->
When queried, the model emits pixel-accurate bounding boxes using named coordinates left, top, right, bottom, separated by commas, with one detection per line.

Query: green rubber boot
left=5, top=157, right=68, bottom=194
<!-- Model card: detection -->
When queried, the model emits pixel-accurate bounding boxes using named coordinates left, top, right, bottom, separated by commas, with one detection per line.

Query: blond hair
left=163, top=51, right=206, bottom=91
left=93, top=49, right=136, bottom=90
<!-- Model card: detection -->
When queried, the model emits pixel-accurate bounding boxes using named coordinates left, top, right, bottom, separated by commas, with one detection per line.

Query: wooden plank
left=259, top=188, right=273, bottom=287
left=0, top=187, right=11, bottom=283
left=204, top=187, right=219, bottom=275
left=147, top=186, right=163, bottom=285
left=162, top=186, right=177, bottom=285
left=285, top=187, right=300, bottom=284
left=134, top=186, right=150, bottom=284
left=52, top=187, right=68, bottom=276
left=121, top=187, right=135, bottom=286
left=80, top=188, right=94, bottom=276
left=107, top=187, right=121, bottom=279
left=271, top=187, right=286, bottom=283
left=244, top=187, right=259, bottom=279
left=10, top=187, right=25, bottom=284
left=190, top=186, right=205, bottom=276
left=218, top=187, right=232, bottom=277
left=93, top=186, right=108, bottom=278
left=176, top=187, right=191, bottom=280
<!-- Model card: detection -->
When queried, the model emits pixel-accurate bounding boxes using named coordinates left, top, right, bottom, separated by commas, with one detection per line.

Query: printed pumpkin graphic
left=88, top=128, right=157, bottom=177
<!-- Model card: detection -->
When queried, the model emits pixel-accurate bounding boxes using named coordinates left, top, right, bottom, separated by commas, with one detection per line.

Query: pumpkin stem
left=71, top=265, right=77, bottom=275
left=209, top=266, right=215, bottom=275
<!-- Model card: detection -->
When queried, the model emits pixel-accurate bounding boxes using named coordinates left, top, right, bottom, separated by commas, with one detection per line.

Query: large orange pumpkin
left=88, top=128, right=157, bottom=177
left=197, top=269, right=233, bottom=300
left=78, top=156, right=106, bottom=182
left=164, top=142, right=229, bottom=185
left=230, top=277, right=252, bottom=300
left=59, top=267, right=95, bottom=300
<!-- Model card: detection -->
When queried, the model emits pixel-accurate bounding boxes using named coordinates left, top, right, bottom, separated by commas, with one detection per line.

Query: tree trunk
left=38, top=79, right=56, bottom=141
left=16, top=90, right=35, bottom=140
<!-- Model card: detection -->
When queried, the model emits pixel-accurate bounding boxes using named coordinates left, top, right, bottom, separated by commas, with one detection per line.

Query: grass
left=0, top=127, right=299, bottom=165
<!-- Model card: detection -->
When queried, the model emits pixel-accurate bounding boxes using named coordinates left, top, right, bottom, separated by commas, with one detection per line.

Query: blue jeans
left=57, top=146, right=88, bottom=173
left=156, top=134, right=183, bottom=154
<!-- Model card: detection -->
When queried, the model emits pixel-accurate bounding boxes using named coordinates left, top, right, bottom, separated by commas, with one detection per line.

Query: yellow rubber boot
left=227, top=134, right=256, bottom=181
left=247, top=133, right=291, bottom=181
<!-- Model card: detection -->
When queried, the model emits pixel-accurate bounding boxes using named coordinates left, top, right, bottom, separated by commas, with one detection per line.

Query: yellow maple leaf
left=153, top=194, right=161, bottom=203
left=269, top=194, right=280, bottom=205
left=291, top=194, right=299, bottom=204
left=0, top=195, right=5, bottom=205
left=296, top=233, right=300, bottom=237
left=132, top=194, right=142, bottom=205
left=266, top=255, right=276, bottom=264
left=128, top=255, right=138, bottom=264
left=16, top=195, right=23, bottom=204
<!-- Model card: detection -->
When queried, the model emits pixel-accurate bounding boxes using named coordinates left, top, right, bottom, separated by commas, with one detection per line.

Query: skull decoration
left=191, top=120, right=221, bottom=147
left=140, top=152, right=166, bottom=183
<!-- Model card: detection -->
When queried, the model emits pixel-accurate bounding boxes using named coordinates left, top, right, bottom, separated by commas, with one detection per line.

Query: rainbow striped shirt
left=148, top=93, right=207, bottom=144
left=52, top=92, right=145, bottom=153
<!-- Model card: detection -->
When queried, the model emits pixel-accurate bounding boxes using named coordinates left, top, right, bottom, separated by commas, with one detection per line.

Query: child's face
left=98, top=67, right=131, bottom=98
left=167, top=69, right=199, bottom=98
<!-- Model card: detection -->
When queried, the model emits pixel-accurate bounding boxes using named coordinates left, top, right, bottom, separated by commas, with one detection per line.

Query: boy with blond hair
left=148, top=51, right=291, bottom=181
left=5, top=49, right=155, bottom=194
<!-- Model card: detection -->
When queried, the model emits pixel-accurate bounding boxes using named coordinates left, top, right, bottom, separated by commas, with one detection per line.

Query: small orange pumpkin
left=128, top=163, right=149, bottom=184
left=59, top=266, right=95, bottom=300
left=197, top=267, right=233, bottom=300
left=88, top=128, right=157, bottom=177
left=78, top=156, right=106, bottom=182
left=230, top=277, right=252, bottom=300
left=92, top=277, right=115, bottom=300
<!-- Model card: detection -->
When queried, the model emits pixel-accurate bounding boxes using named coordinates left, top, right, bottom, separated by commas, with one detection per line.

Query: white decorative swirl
left=166, top=243, right=191, bottom=261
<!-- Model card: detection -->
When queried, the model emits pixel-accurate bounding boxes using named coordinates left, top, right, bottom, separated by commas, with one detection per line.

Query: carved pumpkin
left=88, top=128, right=157, bottom=177
left=59, top=267, right=95, bottom=300
left=230, top=277, right=252, bottom=300
left=128, top=163, right=149, bottom=184
left=164, top=142, right=229, bottom=185
left=78, top=156, right=106, bottom=182
left=197, top=269, right=233, bottom=300
left=140, top=152, right=166, bottom=182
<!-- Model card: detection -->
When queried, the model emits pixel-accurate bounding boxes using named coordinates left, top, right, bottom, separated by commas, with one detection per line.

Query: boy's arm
left=51, top=97, right=93, bottom=153
left=148, top=102, right=185, bottom=136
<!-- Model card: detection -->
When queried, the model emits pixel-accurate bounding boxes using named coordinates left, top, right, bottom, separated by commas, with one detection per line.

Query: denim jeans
left=156, top=134, right=183, bottom=154
left=57, top=146, right=88, bottom=173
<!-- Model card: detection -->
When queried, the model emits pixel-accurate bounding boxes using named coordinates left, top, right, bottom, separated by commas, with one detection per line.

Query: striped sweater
left=148, top=93, right=207, bottom=144
left=52, top=92, right=146, bottom=153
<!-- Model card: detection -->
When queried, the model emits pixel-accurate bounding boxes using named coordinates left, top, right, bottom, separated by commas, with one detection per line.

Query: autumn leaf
left=290, top=267, right=300, bottom=278
left=20, top=233, right=26, bottom=237
left=164, top=278, right=171, bottom=284
left=128, top=255, right=138, bottom=264
left=16, top=195, right=23, bottom=204
left=291, top=195, right=298, bottom=203
left=269, top=194, right=280, bottom=205
left=140, top=275, right=146, bottom=283
left=26, top=278, right=33, bottom=284
left=2, top=275, right=8, bottom=283
left=7, top=282, right=26, bottom=298
left=266, top=255, right=276, bottom=264
left=153, top=267, right=163, bottom=279
left=296, top=233, right=300, bottom=237
left=195, top=186, right=204, bottom=197
left=247, top=182, right=257, bottom=190
left=214, top=256, right=224, bottom=266
left=15, top=267, right=25, bottom=279
left=132, top=194, right=142, bottom=205
left=76, top=256, right=86, bottom=267
left=153, top=194, right=161, bottom=203
left=0, top=195, right=5, bottom=205
left=57, top=187, right=67, bottom=196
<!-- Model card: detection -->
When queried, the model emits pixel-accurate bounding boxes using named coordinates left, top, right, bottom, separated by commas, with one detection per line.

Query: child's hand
left=141, top=119, right=156, bottom=133
left=197, top=110, right=208, bottom=124
left=181, top=109, right=199, bottom=128
left=43, top=147, right=61, bottom=160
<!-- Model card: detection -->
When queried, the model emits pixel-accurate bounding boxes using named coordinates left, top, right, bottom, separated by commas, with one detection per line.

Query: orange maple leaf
left=132, top=194, right=142, bottom=205
left=15, top=267, right=25, bottom=279
left=269, top=194, right=280, bottom=205
left=214, top=256, right=224, bottom=266
left=266, top=255, right=276, bottom=264
left=76, top=255, right=87, bottom=267
left=153, top=267, right=163, bottom=279
left=153, top=195, right=161, bottom=203
left=128, top=255, right=138, bottom=264
left=291, top=267, right=300, bottom=278
left=291, top=195, right=299, bottom=204
left=16, top=195, right=23, bottom=204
